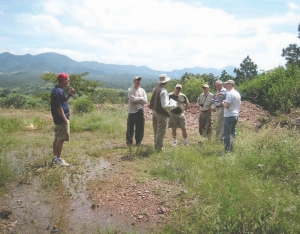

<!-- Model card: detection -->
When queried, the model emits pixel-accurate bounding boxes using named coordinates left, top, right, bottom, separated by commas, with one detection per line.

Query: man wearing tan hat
left=149, top=74, right=177, bottom=152
left=221, top=79, right=241, bottom=153
left=197, top=84, right=214, bottom=139
left=126, top=76, right=147, bottom=149
left=168, top=84, right=189, bottom=146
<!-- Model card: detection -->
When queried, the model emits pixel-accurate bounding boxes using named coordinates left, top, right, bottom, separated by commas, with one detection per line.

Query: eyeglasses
left=176, top=87, right=181, bottom=90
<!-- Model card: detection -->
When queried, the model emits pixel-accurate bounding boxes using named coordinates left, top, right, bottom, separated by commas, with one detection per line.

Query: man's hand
left=68, top=88, right=75, bottom=96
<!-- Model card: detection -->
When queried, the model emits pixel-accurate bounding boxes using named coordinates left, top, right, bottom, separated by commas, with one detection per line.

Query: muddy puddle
left=3, top=149, right=141, bottom=234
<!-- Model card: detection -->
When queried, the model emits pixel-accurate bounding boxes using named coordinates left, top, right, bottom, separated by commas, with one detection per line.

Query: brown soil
left=145, top=101, right=271, bottom=130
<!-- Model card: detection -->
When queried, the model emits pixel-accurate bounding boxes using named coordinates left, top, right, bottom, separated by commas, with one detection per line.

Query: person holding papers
left=149, top=74, right=177, bottom=152
left=168, top=84, right=189, bottom=146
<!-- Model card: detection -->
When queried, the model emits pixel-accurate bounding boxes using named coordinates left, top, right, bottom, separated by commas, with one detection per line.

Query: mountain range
left=0, top=52, right=235, bottom=79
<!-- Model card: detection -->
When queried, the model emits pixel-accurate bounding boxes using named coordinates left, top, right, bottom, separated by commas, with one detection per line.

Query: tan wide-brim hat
left=158, top=74, right=171, bottom=83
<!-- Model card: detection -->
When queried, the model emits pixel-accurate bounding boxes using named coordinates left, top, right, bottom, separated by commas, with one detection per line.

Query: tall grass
left=71, top=108, right=127, bottom=137
left=148, top=126, right=300, bottom=233
left=0, top=115, right=22, bottom=187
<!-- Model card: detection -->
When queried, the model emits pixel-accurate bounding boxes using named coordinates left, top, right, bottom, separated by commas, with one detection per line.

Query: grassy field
left=1, top=106, right=300, bottom=233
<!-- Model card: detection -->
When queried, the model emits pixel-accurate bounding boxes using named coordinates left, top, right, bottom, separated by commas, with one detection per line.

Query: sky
left=0, top=0, right=299, bottom=72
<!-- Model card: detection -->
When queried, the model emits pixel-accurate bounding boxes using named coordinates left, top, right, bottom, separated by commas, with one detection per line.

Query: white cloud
left=4, top=0, right=300, bottom=71
left=288, top=2, right=299, bottom=10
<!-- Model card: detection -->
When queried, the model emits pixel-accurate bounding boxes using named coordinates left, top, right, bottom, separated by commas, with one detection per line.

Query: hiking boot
left=54, top=157, right=69, bottom=166
left=184, top=142, right=190, bottom=147
left=173, top=140, right=177, bottom=147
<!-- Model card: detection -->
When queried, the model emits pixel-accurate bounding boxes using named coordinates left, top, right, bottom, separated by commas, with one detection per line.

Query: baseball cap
left=175, top=84, right=182, bottom=89
left=57, top=73, right=69, bottom=80
left=133, top=76, right=142, bottom=81
left=224, top=80, right=235, bottom=85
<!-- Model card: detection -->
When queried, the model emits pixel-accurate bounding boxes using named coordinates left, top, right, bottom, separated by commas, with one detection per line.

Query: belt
left=201, top=109, right=210, bottom=112
left=216, top=106, right=223, bottom=108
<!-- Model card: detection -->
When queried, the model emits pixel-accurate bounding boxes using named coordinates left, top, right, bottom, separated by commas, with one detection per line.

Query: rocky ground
left=145, top=101, right=271, bottom=130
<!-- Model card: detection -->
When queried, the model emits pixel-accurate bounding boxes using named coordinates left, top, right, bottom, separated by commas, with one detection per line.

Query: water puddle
left=4, top=149, right=139, bottom=233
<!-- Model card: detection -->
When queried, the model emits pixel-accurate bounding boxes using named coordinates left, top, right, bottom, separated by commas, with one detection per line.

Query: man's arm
left=57, top=108, right=69, bottom=124
left=128, top=89, right=146, bottom=103
left=161, top=90, right=177, bottom=111
left=222, top=101, right=231, bottom=109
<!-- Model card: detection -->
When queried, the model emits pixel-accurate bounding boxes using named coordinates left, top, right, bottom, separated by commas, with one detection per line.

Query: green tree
left=41, top=72, right=100, bottom=97
left=38, top=72, right=101, bottom=103
left=182, top=77, right=205, bottom=102
left=201, top=73, right=218, bottom=90
left=281, top=22, right=300, bottom=67
left=281, top=44, right=300, bottom=67
left=234, top=55, right=258, bottom=85
left=220, top=70, right=234, bottom=82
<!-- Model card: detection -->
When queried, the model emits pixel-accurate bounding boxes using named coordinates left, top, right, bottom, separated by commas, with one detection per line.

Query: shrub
left=0, top=95, right=27, bottom=109
left=73, top=98, right=95, bottom=114
left=92, top=88, right=127, bottom=104
left=240, top=65, right=300, bottom=114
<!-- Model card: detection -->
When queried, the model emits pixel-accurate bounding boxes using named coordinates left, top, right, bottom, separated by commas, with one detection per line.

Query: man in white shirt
left=126, top=76, right=147, bottom=147
left=221, top=80, right=241, bottom=153
left=149, top=74, right=177, bottom=152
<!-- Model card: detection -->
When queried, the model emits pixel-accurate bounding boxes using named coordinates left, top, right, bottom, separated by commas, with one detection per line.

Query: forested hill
left=0, top=52, right=234, bottom=77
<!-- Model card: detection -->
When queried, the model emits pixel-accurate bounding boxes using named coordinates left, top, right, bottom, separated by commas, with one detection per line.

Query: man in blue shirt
left=51, top=73, right=75, bottom=166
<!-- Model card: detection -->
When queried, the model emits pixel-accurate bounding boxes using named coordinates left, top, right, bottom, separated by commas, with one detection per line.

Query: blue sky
left=0, top=0, right=299, bottom=72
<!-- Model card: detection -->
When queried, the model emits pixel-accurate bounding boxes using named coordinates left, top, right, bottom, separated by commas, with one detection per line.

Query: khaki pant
left=152, top=111, right=168, bottom=151
left=198, top=111, right=212, bottom=137
left=216, top=107, right=224, bottom=141
left=54, top=120, right=70, bottom=141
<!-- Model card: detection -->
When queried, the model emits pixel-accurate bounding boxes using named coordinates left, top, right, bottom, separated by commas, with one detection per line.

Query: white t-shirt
left=224, top=88, right=241, bottom=117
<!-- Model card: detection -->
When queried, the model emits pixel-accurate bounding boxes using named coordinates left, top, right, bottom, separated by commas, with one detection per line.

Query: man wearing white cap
left=221, top=80, right=241, bottom=153
left=168, top=84, right=189, bottom=146
left=126, top=76, right=147, bottom=148
left=149, top=74, right=177, bottom=152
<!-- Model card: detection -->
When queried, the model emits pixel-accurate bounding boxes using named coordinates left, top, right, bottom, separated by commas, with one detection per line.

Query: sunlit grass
left=145, top=125, right=300, bottom=233
left=1, top=106, right=300, bottom=233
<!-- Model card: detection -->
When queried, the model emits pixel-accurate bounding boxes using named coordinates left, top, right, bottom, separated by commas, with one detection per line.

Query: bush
left=92, top=88, right=127, bottom=104
left=73, top=98, right=95, bottom=114
left=0, top=95, right=27, bottom=109
left=240, top=65, right=300, bottom=114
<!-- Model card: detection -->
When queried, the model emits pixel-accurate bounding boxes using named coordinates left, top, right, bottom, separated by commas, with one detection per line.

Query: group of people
left=125, top=74, right=241, bottom=153
left=50, top=72, right=241, bottom=166
left=196, top=80, right=241, bottom=152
